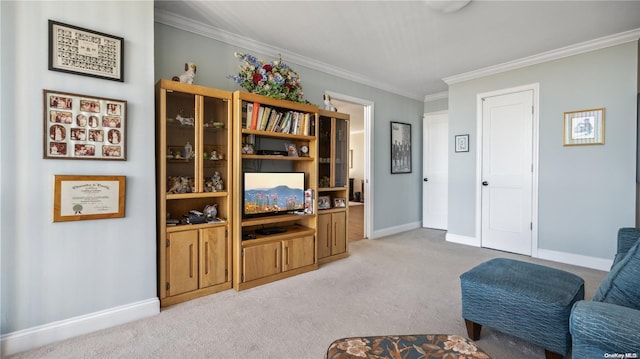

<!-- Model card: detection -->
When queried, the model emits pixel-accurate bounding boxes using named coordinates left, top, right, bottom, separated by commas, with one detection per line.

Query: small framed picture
left=333, top=198, right=346, bottom=208
left=48, top=20, right=124, bottom=82
left=285, top=142, right=298, bottom=157
left=563, top=108, right=605, bottom=146
left=455, top=134, right=469, bottom=152
left=318, top=195, right=331, bottom=210
left=391, top=121, right=412, bottom=174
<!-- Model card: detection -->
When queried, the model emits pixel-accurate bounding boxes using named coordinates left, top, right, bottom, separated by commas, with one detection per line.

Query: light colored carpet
left=8, top=229, right=606, bottom=359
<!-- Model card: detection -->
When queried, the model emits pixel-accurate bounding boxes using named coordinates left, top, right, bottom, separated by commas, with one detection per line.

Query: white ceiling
left=154, top=1, right=640, bottom=101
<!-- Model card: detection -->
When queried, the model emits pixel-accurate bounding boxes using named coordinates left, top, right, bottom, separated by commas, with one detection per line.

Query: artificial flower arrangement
left=228, top=52, right=307, bottom=103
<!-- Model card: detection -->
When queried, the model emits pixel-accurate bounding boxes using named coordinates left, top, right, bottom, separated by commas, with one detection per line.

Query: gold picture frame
left=563, top=108, right=605, bottom=146
left=53, top=175, right=126, bottom=222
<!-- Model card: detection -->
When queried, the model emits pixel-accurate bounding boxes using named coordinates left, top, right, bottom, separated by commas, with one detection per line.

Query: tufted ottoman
left=460, top=258, right=584, bottom=359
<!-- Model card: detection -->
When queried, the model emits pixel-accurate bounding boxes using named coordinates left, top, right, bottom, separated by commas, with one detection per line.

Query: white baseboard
left=446, top=233, right=480, bottom=247
left=537, top=248, right=612, bottom=272
left=1, top=298, right=159, bottom=357
left=371, top=221, right=421, bottom=239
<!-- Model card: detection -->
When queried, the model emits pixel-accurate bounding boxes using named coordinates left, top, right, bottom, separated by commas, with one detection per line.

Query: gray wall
left=447, top=42, right=638, bottom=259
left=1, top=1, right=156, bottom=334
left=155, top=23, right=425, bottom=233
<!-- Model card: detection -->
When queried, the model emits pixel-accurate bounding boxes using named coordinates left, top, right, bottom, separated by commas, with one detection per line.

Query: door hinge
left=241, top=273, right=244, bottom=281
left=225, top=269, right=228, bottom=276
left=531, top=106, right=534, bottom=115
left=166, top=282, right=170, bottom=291
left=225, top=229, right=228, bottom=238
left=166, top=239, right=170, bottom=247
left=530, top=222, right=533, bottom=230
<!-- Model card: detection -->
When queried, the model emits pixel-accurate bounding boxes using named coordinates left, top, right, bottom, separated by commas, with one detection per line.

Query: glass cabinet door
left=165, top=90, right=196, bottom=193
left=334, top=118, right=348, bottom=187
left=318, top=117, right=332, bottom=188
left=202, top=96, right=229, bottom=193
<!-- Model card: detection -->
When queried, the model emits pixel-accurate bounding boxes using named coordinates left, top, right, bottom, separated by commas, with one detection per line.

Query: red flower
left=263, top=64, right=273, bottom=72
left=285, top=83, right=292, bottom=91
left=252, top=73, right=263, bottom=84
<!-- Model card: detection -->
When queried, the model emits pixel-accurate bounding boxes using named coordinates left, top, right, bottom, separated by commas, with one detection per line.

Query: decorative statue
left=323, top=93, right=337, bottom=112
left=172, top=62, right=196, bottom=84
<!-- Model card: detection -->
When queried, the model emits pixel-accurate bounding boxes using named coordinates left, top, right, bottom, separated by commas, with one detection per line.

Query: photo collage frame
left=44, top=89, right=127, bottom=160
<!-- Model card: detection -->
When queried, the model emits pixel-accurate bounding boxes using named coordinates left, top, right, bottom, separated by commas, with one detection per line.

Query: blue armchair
left=569, top=228, right=640, bottom=357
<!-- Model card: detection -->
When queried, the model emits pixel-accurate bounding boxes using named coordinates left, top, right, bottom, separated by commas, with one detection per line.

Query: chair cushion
left=592, top=240, right=640, bottom=310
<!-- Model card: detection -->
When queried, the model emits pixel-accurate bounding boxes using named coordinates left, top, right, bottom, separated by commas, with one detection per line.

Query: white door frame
left=326, top=91, right=373, bottom=240
left=475, top=83, right=539, bottom=257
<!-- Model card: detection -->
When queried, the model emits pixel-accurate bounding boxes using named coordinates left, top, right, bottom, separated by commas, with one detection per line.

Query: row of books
left=243, top=101, right=315, bottom=136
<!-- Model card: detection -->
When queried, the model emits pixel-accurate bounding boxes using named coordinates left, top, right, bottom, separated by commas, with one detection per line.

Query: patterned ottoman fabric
left=326, top=334, right=490, bottom=359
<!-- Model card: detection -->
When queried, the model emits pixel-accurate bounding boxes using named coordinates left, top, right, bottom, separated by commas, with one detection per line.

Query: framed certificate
left=53, top=175, right=126, bottom=222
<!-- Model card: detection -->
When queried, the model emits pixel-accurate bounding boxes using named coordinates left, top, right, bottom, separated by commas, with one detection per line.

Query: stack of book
left=243, top=101, right=314, bottom=136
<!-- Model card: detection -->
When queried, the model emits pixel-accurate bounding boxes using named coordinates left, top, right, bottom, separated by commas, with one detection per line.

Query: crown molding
left=154, top=9, right=424, bottom=101
left=443, top=28, right=640, bottom=85
left=424, top=92, right=448, bottom=102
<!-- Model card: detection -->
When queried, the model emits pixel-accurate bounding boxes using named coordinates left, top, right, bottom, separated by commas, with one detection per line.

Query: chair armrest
left=613, top=228, right=640, bottom=266
left=617, top=228, right=640, bottom=257
left=570, top=300, right=640, bottom=357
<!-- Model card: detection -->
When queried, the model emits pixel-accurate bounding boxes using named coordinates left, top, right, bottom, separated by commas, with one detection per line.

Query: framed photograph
left=48, top=20, right=124, bottom=82
left=44, top=89, right=126, bottom=160
left=53, top=175, right=125, bottom=222
left=563, top=108, right=605, bottom=146
left=333, top=198, right=346, bottom=208
left=391, top=121, right=411, bottom=174
left=318, top=195, right=331, bottom=210
left=455, top=134, right=469, bottom=152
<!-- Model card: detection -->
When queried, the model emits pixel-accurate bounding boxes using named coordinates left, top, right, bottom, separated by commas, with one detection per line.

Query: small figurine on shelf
left=167, top=176, right=191, bottom=194
left=176, top=114, right=195, bottom=126
left=172, top=62, right=196, bottom=84
left=204, top=204, right=218, bottom=220
left=210, top=150, right=218, bottom=160
left=184, top=141, right=193, bottom=159
left=323, top=93, right=337, bottom=112
left=211, top=171, right=224, bottom=191
left=319, top=176, right=330, bottom=188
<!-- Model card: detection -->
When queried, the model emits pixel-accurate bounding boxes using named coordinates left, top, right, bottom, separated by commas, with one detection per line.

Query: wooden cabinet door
left=317, top=213, right=332, bottom=259
left=243, top=242, right=281, bottom=282
left=167, top=230, right=199, bottom=296
left=332, top=212, right=347, bottom=255
left=283, top=235, right=315, bottom=272
left=199, top=227, right=227, bottom=288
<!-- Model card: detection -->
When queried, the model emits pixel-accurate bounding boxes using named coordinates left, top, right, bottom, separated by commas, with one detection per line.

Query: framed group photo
left=44, top=89, right=127, bottom=160
left=48, top=20, right=124, bottom=82
left=391, top=121, right=411, bottom=174
left=563, top=108, right=605, bottom=146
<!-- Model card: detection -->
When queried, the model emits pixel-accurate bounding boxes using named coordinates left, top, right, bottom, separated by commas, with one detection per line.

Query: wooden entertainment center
left=156, top=80, right=349, bottom=306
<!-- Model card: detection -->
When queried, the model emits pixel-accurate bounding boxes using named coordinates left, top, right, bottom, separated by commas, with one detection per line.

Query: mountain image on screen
left=244, top=185, right=304, bottom=215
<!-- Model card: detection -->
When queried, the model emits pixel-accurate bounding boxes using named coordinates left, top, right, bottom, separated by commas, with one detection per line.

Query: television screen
left=243, top=172, right=305, bottom=218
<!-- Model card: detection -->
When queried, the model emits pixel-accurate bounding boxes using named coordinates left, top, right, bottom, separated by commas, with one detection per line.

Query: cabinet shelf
left=166, top=191, right=228, bottom=200
left=242, top=154, right=313, bottom=161
left=241, top=213, right=315, bottom=227
left=242, top=129, right=315, bottom=141
left=166, top=220, right=227, bottom=233
left=241, top=225, right=315, bottom=246
left=318, top=186, right=348, bottom=192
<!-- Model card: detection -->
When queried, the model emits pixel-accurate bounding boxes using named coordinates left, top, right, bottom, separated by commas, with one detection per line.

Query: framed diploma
left=53, top=175, right=125, bottom=222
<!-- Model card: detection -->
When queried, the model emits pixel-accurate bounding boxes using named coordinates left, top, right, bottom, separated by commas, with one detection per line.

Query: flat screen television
left=243, top=172, right=305, bottom=218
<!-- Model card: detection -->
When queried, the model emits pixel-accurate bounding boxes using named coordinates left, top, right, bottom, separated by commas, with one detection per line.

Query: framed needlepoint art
left=44, top=89, right=127, bottom=160
left=563, top=108, right=605, bottom=146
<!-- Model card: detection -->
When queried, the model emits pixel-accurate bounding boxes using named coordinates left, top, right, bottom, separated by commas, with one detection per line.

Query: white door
left=481, top=90, right=533, bottom=255
left=423, top=112, right=448, bottom=230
